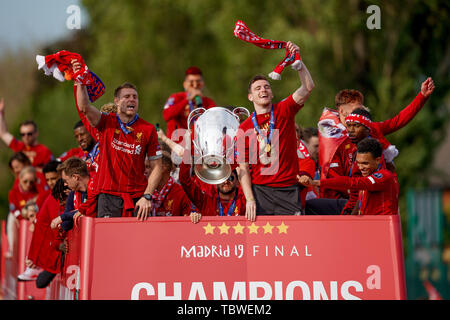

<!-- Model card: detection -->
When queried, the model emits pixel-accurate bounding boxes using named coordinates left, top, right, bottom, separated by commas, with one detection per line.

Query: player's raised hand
left=421, top=77, right=435, bottom=98
left=286, top=41, right=299, bottom=55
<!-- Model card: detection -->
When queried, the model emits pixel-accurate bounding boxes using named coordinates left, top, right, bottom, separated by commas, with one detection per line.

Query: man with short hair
left=309, top=138, right=399, bottom=215
left=236, top=41, right=315, bottom=221
left=51, top=157, right=90, bottom=231
left=57, top=121, right=97, bottom=164
left=0, top=98, right=53, bottom=169
left=148, top=151, right=191, bottom=217
left=318, top=78, right=435, bottom=188
left=162, top=66, right=216, bottom=143
left=73, top=60, right=163, bottom=220
left=305, top=108, right=379, bottom=215
left=42, top=160, right=61, bottom=192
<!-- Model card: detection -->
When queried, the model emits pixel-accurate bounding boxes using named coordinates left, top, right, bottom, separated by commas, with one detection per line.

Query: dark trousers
left=36, top=270, right=57, bottom=289
left=252, top=184, right=302, bottom=215
left=97, top=193, right=140, bottom=218
left=305, top=198, right=348, bottom=215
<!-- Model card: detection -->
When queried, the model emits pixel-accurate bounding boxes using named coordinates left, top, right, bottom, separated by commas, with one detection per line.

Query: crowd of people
left=0, top=41, right=435, bottom=288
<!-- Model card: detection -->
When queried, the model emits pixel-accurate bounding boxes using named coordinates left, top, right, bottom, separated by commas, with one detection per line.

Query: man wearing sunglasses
left=0, top=98, right=53, bottom=169
left=178, top=162, right=246, bottom=223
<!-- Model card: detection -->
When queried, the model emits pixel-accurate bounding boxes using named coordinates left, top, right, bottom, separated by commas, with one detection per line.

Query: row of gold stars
left=202, top=222, right=289, bottom=235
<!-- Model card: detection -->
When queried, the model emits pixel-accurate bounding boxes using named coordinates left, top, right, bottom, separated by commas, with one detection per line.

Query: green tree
left=0, top=0, right=449, bottom=221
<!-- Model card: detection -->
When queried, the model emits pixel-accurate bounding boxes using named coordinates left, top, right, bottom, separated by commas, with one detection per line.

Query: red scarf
left=152, top=177, right=174, bottom=216
left=234, top=20, right=302, bottom=80
left=37, top=50, right=105, bottom=102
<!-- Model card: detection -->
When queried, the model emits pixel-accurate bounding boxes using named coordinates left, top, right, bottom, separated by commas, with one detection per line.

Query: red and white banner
left=54, top=215, right=406, bottom=300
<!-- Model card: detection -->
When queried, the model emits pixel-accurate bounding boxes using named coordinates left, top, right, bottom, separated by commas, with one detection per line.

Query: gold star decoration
left=248, top=222, right=260, bottom=234
left=203, top=223, right=215, bottom=235
left=218, top=222, right=231, bottom=234
left=201, top=221, right=288, bottom=235
left=276, top=222, right=289, bottom=234
left=262, top=222, right=274, bottom=234
left=232, top=222, right=245, bottom=234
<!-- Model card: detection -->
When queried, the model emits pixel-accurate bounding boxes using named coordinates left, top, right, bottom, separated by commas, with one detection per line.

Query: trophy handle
left=187, top=107, right=206, bottom=131
left=232, top=107, right=250, bottom=123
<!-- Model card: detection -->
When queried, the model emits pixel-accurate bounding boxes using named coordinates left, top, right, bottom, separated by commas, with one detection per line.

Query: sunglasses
left=227, top=175, right=236, bottom=182
left=20, top=132, right=35, bottom=137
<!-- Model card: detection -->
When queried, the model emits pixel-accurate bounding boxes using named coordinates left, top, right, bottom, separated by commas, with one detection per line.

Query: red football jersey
left=27, top=194, right=65, bottom=274
left=57, top=147, right=84, bottom=162
left=179, top=163, right=246, bottom=216
left=236, top=95, right=302, bottom=187
left=162, top=92, right=216, bottom=142
left=321, top=137, right=356, bottom=199
left=152, top=181, right=192, bottom=217
left=93, top=113, right=161, bottom=195
left=9, top=138, right=53, bottom=169
left=8, top=184, right=40, bottom=219
left=320, top=168, right=399, bottom=215
left=320, top=92, right=428, bottom=179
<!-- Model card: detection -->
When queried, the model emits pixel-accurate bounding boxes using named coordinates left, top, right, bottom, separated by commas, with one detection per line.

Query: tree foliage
left=0, top=0, right=449, bottom=219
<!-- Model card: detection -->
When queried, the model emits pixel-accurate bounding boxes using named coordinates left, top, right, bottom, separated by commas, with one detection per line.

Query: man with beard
left=58, top=121, right=97, bottom=164
left=178, top=162, right=246, bottom=223
left=73, top=59, right=163, bottom=220
left=236, top=41, right=315, bottom=221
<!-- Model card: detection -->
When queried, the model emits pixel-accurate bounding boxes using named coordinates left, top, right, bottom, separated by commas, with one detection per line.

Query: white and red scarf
left=234, top=20, right=302, bottom=80
left=36, top=50, right=105, bottom=102
left=318, top=108, right=348, bottom=180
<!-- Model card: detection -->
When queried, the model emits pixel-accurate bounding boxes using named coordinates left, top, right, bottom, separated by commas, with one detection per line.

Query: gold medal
left=265, top=143, right=271, bottom=153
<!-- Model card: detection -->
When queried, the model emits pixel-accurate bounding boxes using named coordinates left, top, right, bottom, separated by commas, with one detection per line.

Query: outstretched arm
left=157, top=128, right=185, bottom=157
left=0, top=98, right=14, bottom=146
left=376, top=77, right=435, bottom=135
left=72, top=60, right=101, bottom=127
left=289, top=42, right=315, bottom=106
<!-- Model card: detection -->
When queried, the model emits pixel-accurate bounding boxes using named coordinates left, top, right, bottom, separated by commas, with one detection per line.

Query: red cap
left=185, top=66, right=202, bottom=76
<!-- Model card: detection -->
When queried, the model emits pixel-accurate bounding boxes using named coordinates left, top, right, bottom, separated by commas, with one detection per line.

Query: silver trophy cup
left=187, top=106, right=249, bottom=184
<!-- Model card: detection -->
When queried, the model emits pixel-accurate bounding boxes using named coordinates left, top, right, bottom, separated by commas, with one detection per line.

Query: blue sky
left=0, top=0, right=87, bottom=54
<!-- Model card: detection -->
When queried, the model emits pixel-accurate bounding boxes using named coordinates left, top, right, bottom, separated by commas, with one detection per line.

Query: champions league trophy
left=187, top=106, right=249, bottom=184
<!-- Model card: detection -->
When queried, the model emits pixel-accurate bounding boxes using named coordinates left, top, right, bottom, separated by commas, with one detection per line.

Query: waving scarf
left=36, top=50, right=105, bottom=102
left=233, top=20, right=302, bottom=80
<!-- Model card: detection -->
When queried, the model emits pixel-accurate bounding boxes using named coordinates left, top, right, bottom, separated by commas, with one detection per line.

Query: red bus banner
left=50, top=215, right=406, bottom=300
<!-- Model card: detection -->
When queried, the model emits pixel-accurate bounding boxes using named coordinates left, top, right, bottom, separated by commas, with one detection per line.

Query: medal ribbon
left=85, top=142, right=100, bottom=164
left=116, top=113, right=139, bottom=135
left=218, top=191, right=238, bottom=216
left=251, top=106, right=275, bottom=151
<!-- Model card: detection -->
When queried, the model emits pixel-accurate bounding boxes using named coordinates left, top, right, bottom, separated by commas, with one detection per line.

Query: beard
left=218, top=185, right=236, bottom=195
